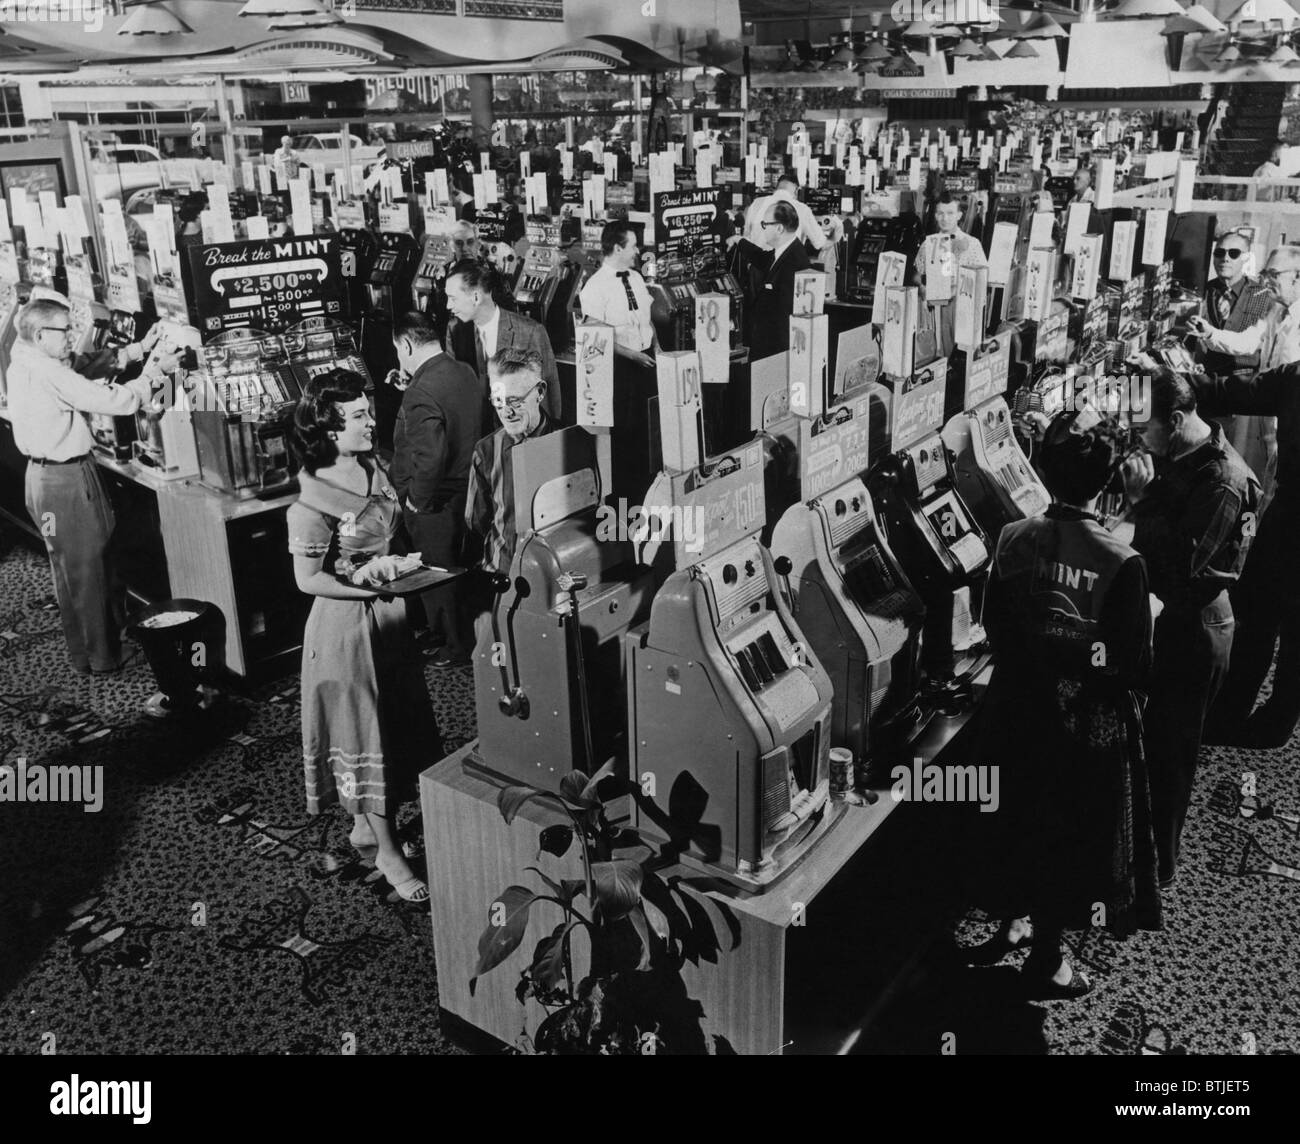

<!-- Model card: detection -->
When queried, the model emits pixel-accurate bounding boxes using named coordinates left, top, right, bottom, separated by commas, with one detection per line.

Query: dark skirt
left=970, top=668, right=1162, bottom=937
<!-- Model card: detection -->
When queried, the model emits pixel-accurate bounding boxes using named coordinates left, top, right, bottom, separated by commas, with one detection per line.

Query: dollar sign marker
left=705, top=300, right=720, bottom=342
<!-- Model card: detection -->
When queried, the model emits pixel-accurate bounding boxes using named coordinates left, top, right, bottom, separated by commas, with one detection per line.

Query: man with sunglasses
left=1190, top=244, right=1300, bottom=508
left=6, top=296, right=178, bottom=675
left=464, top=347, right=556, bottom=582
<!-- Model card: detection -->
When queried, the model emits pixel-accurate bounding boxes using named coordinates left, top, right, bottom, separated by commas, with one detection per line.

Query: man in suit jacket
left=443, top=260, right=561, bottom=427
left=1193, top=230, right=1280, bottom=383
left=737, top=200, right=812, bottom=362
left=390, top=310, right=483, bottom=668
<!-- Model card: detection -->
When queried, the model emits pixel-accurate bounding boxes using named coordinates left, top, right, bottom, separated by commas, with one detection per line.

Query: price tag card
left=290, top=178, right=313, bottom=237
left=890, top=357, right=948, bottom=453
left=962, top=337, right=1010, bottom=410
left=793, top=268, right=826, bottom=315
left=1110, top=220, right=1137, bottom=281
left=1063, top=202, right=1090, bottom=256
left=257, top=165, right=273, bottom=196
left=574, top=319, right=615, bottom=427
left=987, top=221, right=1018, bottom=286
left=695, top=292, right=730, bottom=386
left=246, top=215, right=270, bottom=240
left=882, top=285, right=918, bottom=378
left=789, top=313, right=829, bottom=418
left=1173, top=158, right=1197, bottom=213
left=872, top=251, right=908, bottom=326
left=1142, top=208, right=1169, bottom=266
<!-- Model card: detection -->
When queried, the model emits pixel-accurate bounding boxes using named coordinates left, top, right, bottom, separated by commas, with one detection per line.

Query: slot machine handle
left=772, top=555, right=797, bottom=615
left=490, top=572, right=530, bottom=719
left=556, top=570, right=595, bottom=771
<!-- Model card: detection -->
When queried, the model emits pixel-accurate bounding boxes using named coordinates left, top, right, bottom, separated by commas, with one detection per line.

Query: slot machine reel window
left=843, top=544, right=910, bottom=620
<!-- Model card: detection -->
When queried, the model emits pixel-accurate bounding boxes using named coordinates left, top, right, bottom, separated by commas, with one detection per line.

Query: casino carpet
left=0, top=522, right=1296, bottom=1056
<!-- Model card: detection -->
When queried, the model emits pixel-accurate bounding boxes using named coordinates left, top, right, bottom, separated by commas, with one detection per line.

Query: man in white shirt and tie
left=7, top=296, right=178, bottom=674
left=578, top=220, right=661, bottom=504
left=578, top=221, right=655, bottom=368
left=1189, top=243, right=1300, bottom=507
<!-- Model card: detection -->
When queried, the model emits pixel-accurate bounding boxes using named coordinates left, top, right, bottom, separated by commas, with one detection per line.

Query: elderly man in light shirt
left=7, top=296, right=178, bottom=674
left=742, top=171, right=828, bottom=255
left=1188, top=243, right=1300, bottom=508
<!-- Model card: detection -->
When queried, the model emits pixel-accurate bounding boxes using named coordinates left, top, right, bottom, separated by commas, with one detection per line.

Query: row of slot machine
left=456, top=162, right=1203, bottom=893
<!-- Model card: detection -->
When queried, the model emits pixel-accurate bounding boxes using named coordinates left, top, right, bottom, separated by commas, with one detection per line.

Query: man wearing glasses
left=6, top=297, right=177, bottom=674
left=464, top=347, right=556, bottom=581
left=1189, top=243, right=1300, bottom=509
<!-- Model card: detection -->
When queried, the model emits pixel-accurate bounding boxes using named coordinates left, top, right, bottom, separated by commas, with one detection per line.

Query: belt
left=29, top=454, right=90, bottom=466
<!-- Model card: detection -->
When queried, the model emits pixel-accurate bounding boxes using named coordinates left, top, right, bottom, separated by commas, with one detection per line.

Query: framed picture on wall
left=0, top=160, right=66, bottom=204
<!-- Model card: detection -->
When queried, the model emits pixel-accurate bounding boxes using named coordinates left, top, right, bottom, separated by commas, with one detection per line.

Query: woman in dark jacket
left=973, top=410, right=1162, bottom=997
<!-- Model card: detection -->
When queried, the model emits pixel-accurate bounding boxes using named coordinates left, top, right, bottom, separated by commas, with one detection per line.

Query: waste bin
left=126, top=598, right=225, bottom=715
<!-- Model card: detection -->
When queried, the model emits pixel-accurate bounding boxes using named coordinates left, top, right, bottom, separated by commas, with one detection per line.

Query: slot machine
left=411, top=232, right=454, bottom=314
left=868, top=433, right=991, bottom=684
left=189, top=330, right=303, bottom=497
left=626, top=530, right=837, bottom=889
left=282, top=316, right=372, bottom=389
left=469, top=427, right=655, bottom=791
left=26, top=245, right=62, bottom=296
left=0, top=281, right=24, bottom=406
left=362, top=232, right=419, bottom=450
left=89, top=309, right=144, bottom=461
left=624, top=440, right=838, bottom=889
left=845, top=216, right=892, bottom=304
left=694, top=248, right=745, bottom=351
left=132, top=320, right=202, bottom=479
left=649, top=257, right=699, bottom=352
left=514, top=218, right=580, bottom=346
left=336, top=225, right=378, bottom=321
left=770, top=474, right=927, bottom=768
left=869, top=433, right=990, bottom=598
left=942, top=396, right=1050, bottom=537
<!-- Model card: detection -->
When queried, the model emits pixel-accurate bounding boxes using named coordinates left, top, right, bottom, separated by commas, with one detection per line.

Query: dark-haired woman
left=287, top=369, right=442, bottom=902
left=971, top=411, right=1161, bottom=997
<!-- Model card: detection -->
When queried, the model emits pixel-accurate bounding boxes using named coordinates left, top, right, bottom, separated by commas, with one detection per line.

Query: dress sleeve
left=286, top=502, right=334, bottom=558
left=1096, top=554, right=1152, bottom=688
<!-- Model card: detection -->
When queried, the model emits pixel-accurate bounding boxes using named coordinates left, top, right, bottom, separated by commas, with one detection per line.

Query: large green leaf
left=499, top=785, right=542, bottom=825
left=627, top=909, right=652, bottom=971
left=579, top=759, right=618, bottom=804
left=529, top=921, right=576, bottom=991
left=469, top=885, right=537, bottom=995
left=558, top=770, right=592, bottom=806
left=641, top=895, right=671, bottom=941
left=590, top=860, right=643, bottom=919
left=525, top=865, right=576, bottom=905
left=538, top=824, right=574, bottom=858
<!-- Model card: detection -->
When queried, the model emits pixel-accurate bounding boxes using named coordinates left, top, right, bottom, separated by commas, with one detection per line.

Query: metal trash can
left=125, top=599, right=225, bottom=714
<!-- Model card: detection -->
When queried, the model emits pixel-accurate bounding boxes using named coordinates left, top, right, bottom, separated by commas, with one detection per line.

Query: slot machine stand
left=420, top=673, right=991, bottom=1056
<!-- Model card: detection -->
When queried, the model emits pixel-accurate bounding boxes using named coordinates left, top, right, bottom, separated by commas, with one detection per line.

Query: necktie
left=616, top=271, right=639, bottom=311
left=474, top=325, right=487, bottom=378
left=1212, top=285, right=1232, bottom=327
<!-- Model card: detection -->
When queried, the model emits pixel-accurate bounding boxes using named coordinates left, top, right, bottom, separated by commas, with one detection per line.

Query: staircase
left=1205, top=83, right=1286, bottom=176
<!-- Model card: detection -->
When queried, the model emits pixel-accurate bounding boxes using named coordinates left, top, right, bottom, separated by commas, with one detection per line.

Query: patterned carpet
left=0, top=521, right=1296, bottom=1055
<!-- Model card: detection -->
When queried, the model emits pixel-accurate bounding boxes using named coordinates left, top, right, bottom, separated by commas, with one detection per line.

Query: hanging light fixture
left=823, top=38, right=858, bottom=70
left=1006, top=39, right=1040, bottom=58
left=1108, top=0, right=1184, bottom=18
left=1162, top=5, right=1228, bottom=35
left=1216, top=42, right=1242, bottom=62
left=118, top=2, right=194, bottom=35
left=1015, top=11, right=1068, bottom=39
left=1269, top=43, right=1300, bottom=64
left=951, top=37, right=984, bottom=58
left=238, top=0, right=330, bottom=18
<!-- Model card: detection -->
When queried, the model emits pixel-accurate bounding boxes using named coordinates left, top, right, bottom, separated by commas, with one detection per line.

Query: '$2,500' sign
left=190, top=236, right=343, bottom=338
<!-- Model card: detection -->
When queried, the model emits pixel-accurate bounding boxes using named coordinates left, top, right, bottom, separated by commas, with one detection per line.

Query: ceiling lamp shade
left=238, top=0, right=329, bottom=17
left=1161, top=5, right=1227, bottom=34
left=1226, top=0, right=1299, bottom=25
left=1270, top=44, right=1300, bottom=63
left=860, top=38, right=892, bottom=61
left=1108, top=0, right=1184, bottom=18
left=118, top=3, right=194, bottom=35
left=268, top=11, right=342, bottom=29
left=823, top=42, right=858, bottom=69
left=951, top=36, right=984, bottom=58
left=1015, top=12, right=1067, bottom=39
left=1005, top=38, right=1040, bottom=58
left=1216, top=42, right=1242, bottom=62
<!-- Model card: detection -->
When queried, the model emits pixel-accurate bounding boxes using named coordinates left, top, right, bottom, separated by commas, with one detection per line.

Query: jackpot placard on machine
left=469, top=426, right=655, bottom=791
left=626, top=439, right=839, bottom=888
left=770, top=395, right=927, bottom=767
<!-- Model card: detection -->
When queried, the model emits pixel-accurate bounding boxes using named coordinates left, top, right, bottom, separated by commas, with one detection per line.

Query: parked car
left=291, top=133, right=383, bottom=174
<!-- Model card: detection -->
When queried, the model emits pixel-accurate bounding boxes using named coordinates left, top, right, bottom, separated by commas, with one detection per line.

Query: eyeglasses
left=759, top=220, right=783, bottom=229
left=490, top=381, right=541, bottom=412
left=1261, top=269, right=1300, bottom=282
left=39, top=326, right=73, bottom=337
left=1214, top=247, right=1245, bottom=260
